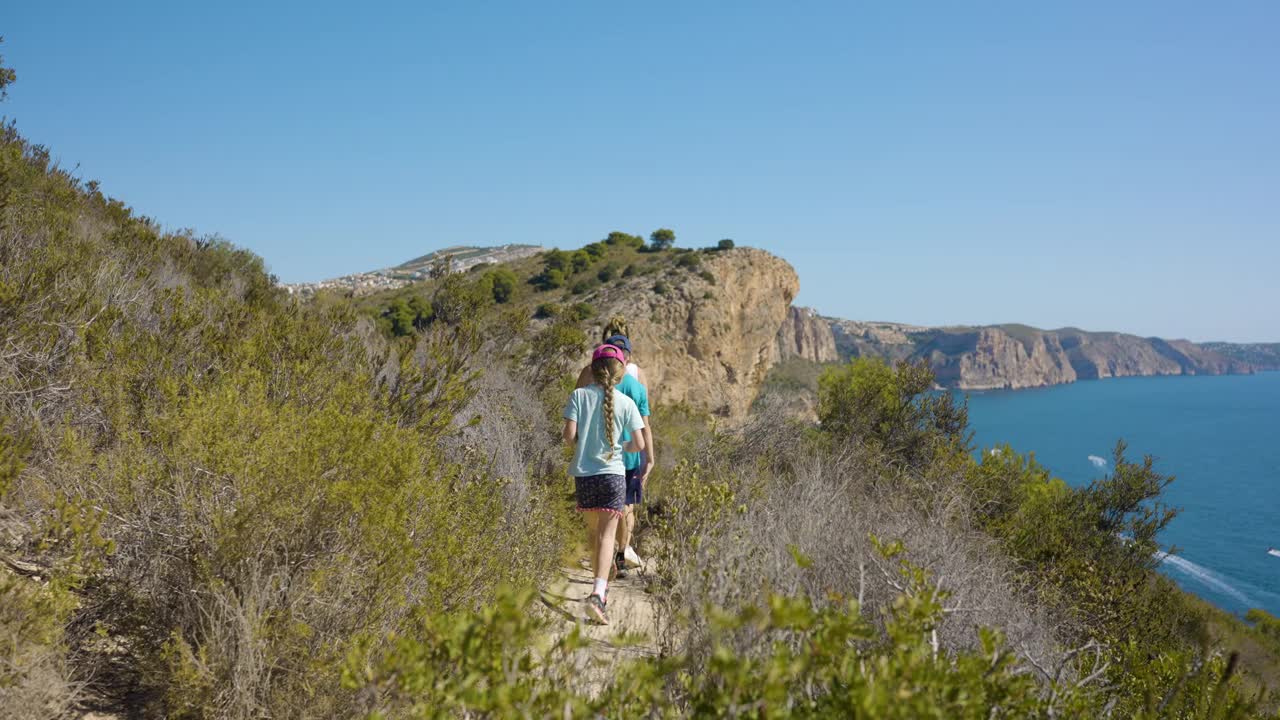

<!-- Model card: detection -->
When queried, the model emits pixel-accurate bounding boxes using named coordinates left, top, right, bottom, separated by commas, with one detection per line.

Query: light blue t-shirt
left=564, top=385, right=645, bottom=477
left=615, top=374, right=650, bottom=471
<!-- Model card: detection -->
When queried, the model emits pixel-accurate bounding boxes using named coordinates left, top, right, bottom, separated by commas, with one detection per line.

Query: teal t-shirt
left=616, top=374, right=650, bottom=471
left=563, top=385, right=645, bottom=477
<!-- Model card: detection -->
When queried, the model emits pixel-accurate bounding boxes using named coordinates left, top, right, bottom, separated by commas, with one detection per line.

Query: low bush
left=675, top=252, right=701, bottom=269
left=347, top=546, right=1262, bottom=718
left=570, top=278, right=598, bottom=295
left=524, top=318, right=588, bottom=389
left=484, top=267, right=518, bottom=303
left=433, top=273, right=495, bottom=324
left=817, top=357, right=970, bottom=469
left=566, top=302, right=595, bottom=322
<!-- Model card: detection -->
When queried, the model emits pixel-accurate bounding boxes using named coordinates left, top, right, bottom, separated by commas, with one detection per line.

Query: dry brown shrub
left=651, top=414, right=1063, bottom=679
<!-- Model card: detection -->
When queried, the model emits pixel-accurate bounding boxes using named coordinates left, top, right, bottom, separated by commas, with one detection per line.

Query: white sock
left=593, top=578, right=608, bottom=597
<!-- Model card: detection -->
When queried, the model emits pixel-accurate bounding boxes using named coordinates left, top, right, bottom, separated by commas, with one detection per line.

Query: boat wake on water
left=1268, top=548, right=1280, bottom=559
left=1087, top=454, right=1107, bottom=468
left=1155, top=552, right=1253, bottom=606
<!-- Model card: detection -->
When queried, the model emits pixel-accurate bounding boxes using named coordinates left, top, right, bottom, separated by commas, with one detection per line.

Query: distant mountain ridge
left=1201, top=342, right=1280, bottom=371
left=283, top=244, right=542, bottom=296
left=777, top=314, right=1274, bottom=390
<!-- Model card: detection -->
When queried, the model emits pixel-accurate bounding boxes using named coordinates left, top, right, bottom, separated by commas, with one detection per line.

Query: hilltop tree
left=605, top=231, right=646, bottom=249
left=717, top=238, right=735, bottom=250
left=649, top=228, right=676, bottom=251
left=0, top=38, right=16, bottom=101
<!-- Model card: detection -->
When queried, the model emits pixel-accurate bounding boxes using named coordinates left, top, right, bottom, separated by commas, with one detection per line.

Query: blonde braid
left=602, top=316, right=630, bottom=344
left=591, top=357, right=624, bottom=459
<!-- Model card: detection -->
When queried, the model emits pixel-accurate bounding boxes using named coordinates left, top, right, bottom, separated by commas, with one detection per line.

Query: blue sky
left=4, top=1, right=1277, bottom=341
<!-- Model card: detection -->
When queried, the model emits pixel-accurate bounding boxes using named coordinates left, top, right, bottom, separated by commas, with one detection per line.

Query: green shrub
left=567, top=302, right=595, bottom=322
left=698, top=269, right=716, bottom=284
left=433, top=273, right=493, bottom=324
left=484, top=267, right=518, bottom=303
left=542, top=249, right=569, bottom=271
left=596, top=264, right=618, bottom=282
left=1248, top=609, right=1280, bottom=644
left=570, top=278, right=598, bottom=295
left=530, top=267, right=565, bottom=291
left=675, top=252, right=702, bottom=269
left=653, top=280, right=671, bottom=295
left=526, top=318, right=587, bottom=388
left=622, top=264, right=637, bottom=278
left=345, top=548, right=1262, bottom=719
left=817, top=357, right=969, bottom=467
left=716, top=238, right=735, bottom=250
left=379, top=294, right=434, bottom=336
left=533, top=302, right=561, bottom=319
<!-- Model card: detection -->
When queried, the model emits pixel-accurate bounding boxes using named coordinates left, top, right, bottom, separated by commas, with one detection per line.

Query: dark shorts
left=575, top=474, right=625, bottom=516
left=624, top=466, right=644, bottom=506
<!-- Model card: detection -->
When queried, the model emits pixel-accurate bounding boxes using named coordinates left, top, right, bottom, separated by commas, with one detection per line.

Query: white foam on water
left=1088, top=455, right=1107, bottom=468
left=1268, top=548, right=1280, bottom=559
left=1156, top=552, right=1253, bottom=606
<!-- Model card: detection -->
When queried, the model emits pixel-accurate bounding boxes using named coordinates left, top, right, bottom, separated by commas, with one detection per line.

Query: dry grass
left=650, top=411, right=1064, bottom=681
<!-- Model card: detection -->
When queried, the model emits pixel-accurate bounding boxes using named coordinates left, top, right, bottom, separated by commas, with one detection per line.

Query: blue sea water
left=962, top=372, right=1280, bottom=617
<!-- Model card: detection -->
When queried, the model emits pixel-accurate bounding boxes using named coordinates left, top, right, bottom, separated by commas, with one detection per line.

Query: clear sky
left=4, top=1, right=1277, bottom=341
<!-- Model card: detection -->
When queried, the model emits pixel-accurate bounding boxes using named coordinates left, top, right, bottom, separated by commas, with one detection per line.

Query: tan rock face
left=923, top=329, right=1077, bottom=389
left=902, top=327, right=1253, bottom=389
left=589, top=248, right=799, bottom=418
left=774, top=306, right=838, bottom=364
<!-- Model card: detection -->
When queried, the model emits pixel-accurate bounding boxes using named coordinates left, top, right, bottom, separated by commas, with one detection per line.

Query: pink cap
left=592, top=344, right=626, bottom=363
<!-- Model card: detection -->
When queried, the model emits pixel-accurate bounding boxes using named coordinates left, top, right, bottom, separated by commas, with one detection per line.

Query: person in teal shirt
left=563, top=344, right=646, bottom=624
left=578, top=331, right=653, bottom=579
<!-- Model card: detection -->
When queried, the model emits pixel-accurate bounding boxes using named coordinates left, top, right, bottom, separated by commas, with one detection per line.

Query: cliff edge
left=589, top=248, right=799, bottom=418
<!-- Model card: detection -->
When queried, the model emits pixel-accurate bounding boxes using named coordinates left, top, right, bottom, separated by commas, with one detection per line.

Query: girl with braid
left=563, top=344, right=646, bottom=624
left=576, top=316, right=655, bottom=577
left=577, top=316, right=650, bottom=387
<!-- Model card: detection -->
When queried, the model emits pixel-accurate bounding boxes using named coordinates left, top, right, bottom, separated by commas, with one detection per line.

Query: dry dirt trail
left=540, top=562, right=661, bottom=693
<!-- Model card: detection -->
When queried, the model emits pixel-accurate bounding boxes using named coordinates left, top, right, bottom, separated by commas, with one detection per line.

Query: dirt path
left=540, top=561, right=661, bottom=694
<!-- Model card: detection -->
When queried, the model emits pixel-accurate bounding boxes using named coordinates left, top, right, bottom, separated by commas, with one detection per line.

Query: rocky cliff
left=774, top=306, right=839, bottom=364
left=830, top=321, right=1256, bottom=390
left=589, top=248, right=799, bottom=418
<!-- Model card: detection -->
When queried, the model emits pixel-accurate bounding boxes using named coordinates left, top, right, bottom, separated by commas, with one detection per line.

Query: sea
left=961, top=371, right=1280, bottom=617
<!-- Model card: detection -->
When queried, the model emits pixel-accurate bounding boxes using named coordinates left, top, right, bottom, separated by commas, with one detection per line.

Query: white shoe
left=624, top=545, right=643, bottom=569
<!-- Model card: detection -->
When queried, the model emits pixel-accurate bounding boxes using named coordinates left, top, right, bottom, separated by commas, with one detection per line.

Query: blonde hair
left=602, top=316, right=630, bottom=344
left=591, top=356, right=625, bottom=459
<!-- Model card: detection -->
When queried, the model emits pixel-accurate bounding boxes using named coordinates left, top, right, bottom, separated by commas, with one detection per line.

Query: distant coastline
left=826, top=316, right=1276, bottom=391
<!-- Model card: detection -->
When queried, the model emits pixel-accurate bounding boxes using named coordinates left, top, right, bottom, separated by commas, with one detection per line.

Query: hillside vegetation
left=0, top=121, right=573, bottom=716
left=3, top=65, right=1280, bottom=718
left=1202, top=342, right=1280, bottom=371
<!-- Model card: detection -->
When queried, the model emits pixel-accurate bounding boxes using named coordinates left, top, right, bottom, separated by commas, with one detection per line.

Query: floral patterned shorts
left=574, top=474, right=625, bottom=516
